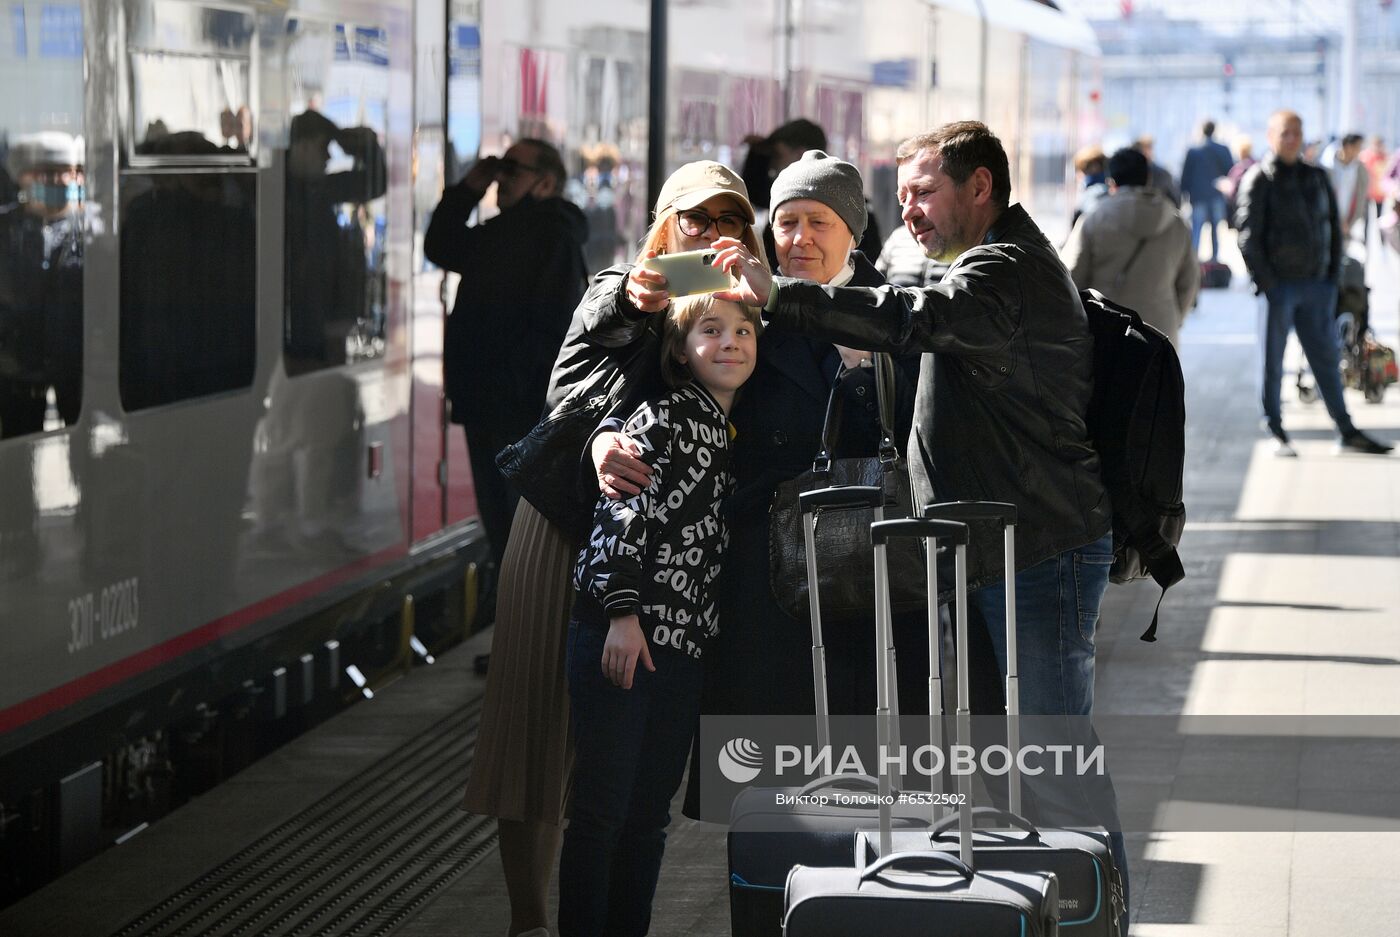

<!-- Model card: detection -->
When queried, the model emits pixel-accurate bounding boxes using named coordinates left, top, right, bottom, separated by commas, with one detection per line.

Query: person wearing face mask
left=591, top=153, right=922, bottom=817
left=460, top=161, right=765, bottom=937
left=0, top=132, right=86, bottom=441
left=425, top=138, right=590, bottom=576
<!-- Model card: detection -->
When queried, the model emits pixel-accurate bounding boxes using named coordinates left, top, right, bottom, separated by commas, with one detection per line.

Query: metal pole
left=647, top=0, right=668, bottom=218
left=971, top=0, right=988, bottom=121
left=1338, top=0, right=1360, bottom=134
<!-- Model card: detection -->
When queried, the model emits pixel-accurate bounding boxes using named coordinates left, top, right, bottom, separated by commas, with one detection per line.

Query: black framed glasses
left=676, top=209, right=748, bottom=239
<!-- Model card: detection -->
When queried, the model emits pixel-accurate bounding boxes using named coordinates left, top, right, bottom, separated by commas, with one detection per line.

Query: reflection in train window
left=118, top=171, right=257, bottom=411
left=284, top=20, right=389, bottom=375
left=125, top=0, right=257, bottom=164
left=0, top=4, right=86, bottom=441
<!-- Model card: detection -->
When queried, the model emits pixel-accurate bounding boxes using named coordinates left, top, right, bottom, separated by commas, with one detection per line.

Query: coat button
left=866, top=402, right=877, bottom=412
left=999, top=366, right=1008, bottom=374
left=855, top=385, right=867, bottom=396
left=971, top=368, right=979, bottom=376
left=772, top=431, right=787, bottom=446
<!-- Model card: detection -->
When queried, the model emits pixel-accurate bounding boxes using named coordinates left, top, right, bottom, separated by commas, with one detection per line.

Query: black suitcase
left=1200, top=260, right=1231, bottom=289
left=728, top=486, right=928, bottom=937
left=783, top=516, right=1061, bottom=937
left=856, top=502, right=1125, bottom=934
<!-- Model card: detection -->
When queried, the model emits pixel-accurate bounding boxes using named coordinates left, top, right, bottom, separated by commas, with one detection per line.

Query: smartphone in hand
left=641, top=248, right=734, bottom=297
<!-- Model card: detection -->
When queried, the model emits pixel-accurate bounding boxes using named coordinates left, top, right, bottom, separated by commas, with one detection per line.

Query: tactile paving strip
left=108, top=699, right=492, bottom=937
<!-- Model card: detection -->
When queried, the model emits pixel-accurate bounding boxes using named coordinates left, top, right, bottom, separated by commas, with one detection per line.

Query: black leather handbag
left=768, top=354, right=925, bottom=625
left=495, top=317, right=663, bottom=538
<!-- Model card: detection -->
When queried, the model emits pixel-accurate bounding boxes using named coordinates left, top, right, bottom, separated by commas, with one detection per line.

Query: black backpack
left=1080, top=289, right=1187, bottom=641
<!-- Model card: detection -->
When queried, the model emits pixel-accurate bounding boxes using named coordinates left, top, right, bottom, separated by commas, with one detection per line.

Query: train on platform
left=0, top=0, right=1098, bottom=904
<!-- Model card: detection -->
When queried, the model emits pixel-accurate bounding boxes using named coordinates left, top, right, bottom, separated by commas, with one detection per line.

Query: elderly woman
left=462, top=160, right=766, bottom=937
left=596, top=150, right=924, bottom=748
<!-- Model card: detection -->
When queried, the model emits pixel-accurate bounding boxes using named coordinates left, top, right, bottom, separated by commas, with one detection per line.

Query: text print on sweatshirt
left=572, top=382, right=735, bottom=660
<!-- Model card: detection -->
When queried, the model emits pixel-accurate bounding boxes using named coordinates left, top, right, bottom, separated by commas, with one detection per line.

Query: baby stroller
left=1296, top=252, right=1399, bottom=405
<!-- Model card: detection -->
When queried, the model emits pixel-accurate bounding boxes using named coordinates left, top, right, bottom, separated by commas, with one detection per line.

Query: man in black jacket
left=715, top=120, right=1130, bottom=932
left=425, top=139, right=589, bottom=569
left=1236, top=110, right=1391, bottom=457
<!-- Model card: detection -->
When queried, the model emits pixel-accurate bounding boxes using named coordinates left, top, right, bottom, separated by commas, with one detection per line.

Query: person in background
left=1071, top=143, right=1110, bottom=227
left=1322, top=133, right=1368, bottom=242
left=1180, top=119, right=1235, bottom=262
left=1235, top=109, right=1392, bottom=458
left=1134, top=134, right=1182, bottom=207
left=1359, top=135, right=1389, bottom=220
left=1223, top=136, right=1257, bottom=230
left=558, top=293, right=758, bottom=937
left=1063, top=147, right=1199, bottom=348
left=424, top=139, right=589, bottom=575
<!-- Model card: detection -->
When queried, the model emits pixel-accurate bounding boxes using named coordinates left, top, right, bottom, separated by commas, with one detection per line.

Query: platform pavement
left=4, top=241, right=1395, bottom=937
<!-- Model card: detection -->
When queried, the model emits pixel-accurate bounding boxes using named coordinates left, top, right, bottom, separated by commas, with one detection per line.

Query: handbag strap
left=812, top=353, right=900, bottom=474
left=1111, top=236, right=1150, bottom=294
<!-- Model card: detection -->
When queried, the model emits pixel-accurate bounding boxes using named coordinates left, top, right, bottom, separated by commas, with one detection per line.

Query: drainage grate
left=110, top=699, right=494, bottom=937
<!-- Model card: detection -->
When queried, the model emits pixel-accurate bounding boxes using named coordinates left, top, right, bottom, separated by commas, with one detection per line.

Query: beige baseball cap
left=654, top=160, right=755, bottom=222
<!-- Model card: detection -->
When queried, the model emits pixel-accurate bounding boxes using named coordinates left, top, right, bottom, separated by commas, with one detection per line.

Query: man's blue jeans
left=1260, top=279, right=1356, bottom=438
left=969, top=532, right=1130, bottom=933
left=1191, top=192, right=1226, bottom=261
left=558, top=622, right=703, bottom=937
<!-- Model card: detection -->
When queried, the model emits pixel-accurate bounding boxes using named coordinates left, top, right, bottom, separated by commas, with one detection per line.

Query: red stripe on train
left=0, top=545, right=406, bottom=736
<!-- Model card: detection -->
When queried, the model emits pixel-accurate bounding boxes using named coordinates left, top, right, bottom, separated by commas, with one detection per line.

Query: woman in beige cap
left=461, top=160, right=765, bottom=937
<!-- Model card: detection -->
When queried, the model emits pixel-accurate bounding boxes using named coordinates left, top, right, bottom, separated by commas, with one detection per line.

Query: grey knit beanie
left=768, top=150, right=867, bottom=238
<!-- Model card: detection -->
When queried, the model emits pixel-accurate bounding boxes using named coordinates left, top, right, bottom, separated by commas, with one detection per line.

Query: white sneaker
left=1272, top=437, right=1298, bottom=458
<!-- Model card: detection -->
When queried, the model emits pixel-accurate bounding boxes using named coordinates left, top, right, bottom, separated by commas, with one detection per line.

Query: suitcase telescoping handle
left=923, top=501, right=1023, bottom=817
left=799, top=486, right=886, bottom=752
left=871, top=518, right=969, bottom=863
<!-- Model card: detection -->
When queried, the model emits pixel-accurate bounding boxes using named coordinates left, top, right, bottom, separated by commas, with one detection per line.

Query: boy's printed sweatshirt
left=572, top=382, right=734, bottom=660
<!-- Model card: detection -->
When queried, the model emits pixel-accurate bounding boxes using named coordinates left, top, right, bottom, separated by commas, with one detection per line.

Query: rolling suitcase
left=783, top=516, right=1060, bottom=937
left=728, top=486, right=927, bottom=937
left=864, top=502, right=1124, bottom=934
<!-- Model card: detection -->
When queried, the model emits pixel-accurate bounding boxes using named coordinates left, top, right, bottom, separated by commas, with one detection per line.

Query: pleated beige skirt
left=462, top=498, right=576, bottom=823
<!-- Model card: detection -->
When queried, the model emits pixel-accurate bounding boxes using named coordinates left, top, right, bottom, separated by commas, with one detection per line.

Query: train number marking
left=67, top=578, right=140, bottom=654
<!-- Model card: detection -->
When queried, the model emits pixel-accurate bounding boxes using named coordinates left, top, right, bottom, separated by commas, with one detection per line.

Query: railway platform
left=3, top=245, right=1398, bottom=937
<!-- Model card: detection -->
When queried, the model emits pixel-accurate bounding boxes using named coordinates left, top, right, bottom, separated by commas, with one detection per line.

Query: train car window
left=0, top=3, right=86, bottom=441
left=125, top=1, right=257, bottom=165
left=117, top=0, right=257, bottom=411
left=283, top=19, right=389, bottom=375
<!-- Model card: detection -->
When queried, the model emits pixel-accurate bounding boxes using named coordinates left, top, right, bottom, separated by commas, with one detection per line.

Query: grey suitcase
left=783, top=517, right=1061, bottom=937
left=860, top=501, right=1124, bottom=934
left=728, top=487, right=927, bottom=937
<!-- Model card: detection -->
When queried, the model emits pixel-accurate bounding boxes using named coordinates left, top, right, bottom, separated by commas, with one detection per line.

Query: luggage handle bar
left=871, top=518, right=968, bottom=860
left=799, top=485, right=885, bottom=514
left=929, top=806, right=1040, bottom=842
left=796, top=773, right=904, bottom=799
left=801, top=486, right=890, bottom=752
left=924, top=501, right=1022, bottom=818
left=860, top=849, right=975, bottom=883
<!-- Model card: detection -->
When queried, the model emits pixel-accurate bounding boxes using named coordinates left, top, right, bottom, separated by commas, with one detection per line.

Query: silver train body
left=0, top=0, right=1097, bottom=896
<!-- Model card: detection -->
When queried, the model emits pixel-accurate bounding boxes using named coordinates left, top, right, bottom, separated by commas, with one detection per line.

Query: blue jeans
left=1191, top=192, right=1226, bottom=261
left=1260, top=279, right=1355, bottom=438
left=558, top=621, right=704, bottom=937
left=969, top=532, right=1130, bottom=934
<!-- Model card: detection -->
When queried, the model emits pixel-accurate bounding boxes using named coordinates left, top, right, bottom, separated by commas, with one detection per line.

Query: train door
left=409, top=0, right=479, bottom=544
